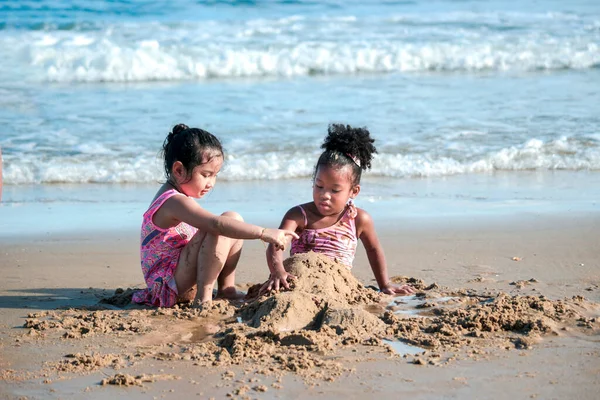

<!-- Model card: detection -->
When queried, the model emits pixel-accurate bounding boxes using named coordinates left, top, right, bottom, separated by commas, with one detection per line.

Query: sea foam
left=3, top=137, right=599, bottom=185
left=1, top=11, right=598, bottom=84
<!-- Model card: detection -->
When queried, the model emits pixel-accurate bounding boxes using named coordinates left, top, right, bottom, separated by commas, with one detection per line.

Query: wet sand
left=0, top=212, right=599, bottom=399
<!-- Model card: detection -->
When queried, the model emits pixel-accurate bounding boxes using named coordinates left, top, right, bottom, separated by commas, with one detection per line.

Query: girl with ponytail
left=134, top=124, right=297, bottom=307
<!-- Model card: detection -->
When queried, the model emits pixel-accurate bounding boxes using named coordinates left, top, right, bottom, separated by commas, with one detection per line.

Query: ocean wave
left=3, top=138, right=599, bottom=184
left=1, top=11, right=598, bottom=83
left=27, top=40, right=600, bottom=82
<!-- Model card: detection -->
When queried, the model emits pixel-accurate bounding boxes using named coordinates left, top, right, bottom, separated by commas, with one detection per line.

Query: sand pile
left=239, top=252, right=384, bottom=334
left=381, top=292, right=597, bottom=360
left=23, top=308, right=151, bottom=339
left=52, top=353, right=127, bottom=373
left=15, top=252, right=600, bottom=390
left=100, top=373, right=179, bottom=387
left=196, top=253, right=390, bottom=382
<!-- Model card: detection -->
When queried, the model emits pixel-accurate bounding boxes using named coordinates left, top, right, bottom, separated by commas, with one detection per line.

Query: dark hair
left=315, top=123, right=377, bottom=186
left=162, top=123, right=224, bottom=183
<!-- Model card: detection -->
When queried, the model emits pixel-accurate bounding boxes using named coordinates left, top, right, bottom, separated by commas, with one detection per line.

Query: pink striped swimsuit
left=290, top=201, right=358, bottom=268
left=132, top=189, right=198, bottom=307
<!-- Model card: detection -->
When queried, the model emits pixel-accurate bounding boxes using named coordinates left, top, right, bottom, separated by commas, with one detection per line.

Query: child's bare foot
left=216, top=286, right=246, bottom=302
left=191, top=298, right=212, bottom=309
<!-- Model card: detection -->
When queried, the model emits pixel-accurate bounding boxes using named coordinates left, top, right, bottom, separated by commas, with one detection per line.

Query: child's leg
left=215, top=220, right=244, bottom=299
left=174, top=230, right=208, bottom=299
left=174, top=211, right=244, bottom=303
left=199, top=211, right=244, bottom=301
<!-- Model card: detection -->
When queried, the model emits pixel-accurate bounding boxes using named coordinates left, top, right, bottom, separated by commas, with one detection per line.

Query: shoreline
left=1, top=170, right=599, bottom=239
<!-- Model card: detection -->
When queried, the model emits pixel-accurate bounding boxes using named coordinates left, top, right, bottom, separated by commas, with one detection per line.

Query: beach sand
left=1, top=211, right=599, bottom=399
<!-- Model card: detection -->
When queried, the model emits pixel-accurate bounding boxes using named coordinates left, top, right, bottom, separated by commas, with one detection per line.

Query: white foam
left=33, top=40, right=599, bottom=83
left=3, top=135, right=600, bottom=185
left=1, top=11, right=598, bottom=84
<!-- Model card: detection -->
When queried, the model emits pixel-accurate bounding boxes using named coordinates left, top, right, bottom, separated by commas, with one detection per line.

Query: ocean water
left=0, top=0, right=599, bottom=234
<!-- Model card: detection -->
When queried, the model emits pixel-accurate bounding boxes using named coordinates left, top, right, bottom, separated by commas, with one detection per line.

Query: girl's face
left=312, top=164, right=360, bottom=216
left=173, top=154, right=223, bottom=199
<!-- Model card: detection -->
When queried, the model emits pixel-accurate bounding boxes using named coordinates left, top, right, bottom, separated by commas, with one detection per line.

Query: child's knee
left=221, top=211, right=244, bottom=222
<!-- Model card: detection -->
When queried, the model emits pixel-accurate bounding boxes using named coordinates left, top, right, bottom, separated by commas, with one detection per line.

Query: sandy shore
left=0, top=212, right=599, bottom=399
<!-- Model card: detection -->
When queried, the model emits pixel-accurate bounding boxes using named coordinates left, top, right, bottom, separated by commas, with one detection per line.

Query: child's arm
left=356, top=209, right=415, bottom=296
left=261, top=207, right=303, bottom=292
left=157, top=194, right=297, bottom=249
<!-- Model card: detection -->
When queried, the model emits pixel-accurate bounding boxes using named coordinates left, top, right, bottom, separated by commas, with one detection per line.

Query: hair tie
left=346, top=153, right=361, bottom=167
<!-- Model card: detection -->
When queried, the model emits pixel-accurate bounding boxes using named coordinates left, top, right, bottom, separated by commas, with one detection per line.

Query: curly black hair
left=315, top=123, right=377, bottom=186
left=162, top=123, right=224, bottom=183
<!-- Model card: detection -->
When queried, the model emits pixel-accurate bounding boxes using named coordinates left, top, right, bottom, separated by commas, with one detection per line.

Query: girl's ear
left=171, top=161, right=186, bottom=182
left=350, top=184, right=361, bottom=199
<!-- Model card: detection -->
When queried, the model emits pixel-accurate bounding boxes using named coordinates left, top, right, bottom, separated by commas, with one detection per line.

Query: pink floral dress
left=132, top=189, right=198, bottom=307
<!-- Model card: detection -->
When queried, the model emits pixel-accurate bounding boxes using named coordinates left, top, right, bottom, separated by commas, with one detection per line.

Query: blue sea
left=0, top=0, right=599, bottom=236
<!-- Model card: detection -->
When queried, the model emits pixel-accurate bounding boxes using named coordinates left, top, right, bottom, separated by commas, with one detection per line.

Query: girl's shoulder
left=282, top=202, right=314, bottom=229
left=148, top=188, right=178, bottom=210
left=285, top=201, right=314, bottom=212
left=284, top=202, right=313, bottom=220
left=354, top=207, right=373, bottom=227
left=353, top=207, right=378, bottom=240
left=148, top=187, right=196, bottom=223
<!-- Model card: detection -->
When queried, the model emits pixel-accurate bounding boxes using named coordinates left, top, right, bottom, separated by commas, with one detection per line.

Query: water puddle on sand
left=136, top=318, right=220, bottom=346
left=382, top=339, right=424, bottom=355
left=387, top=295, right=457, bottom=317
left=379, top=294, right=459, bottom=355
left=180, top=323, right=220, bottom=343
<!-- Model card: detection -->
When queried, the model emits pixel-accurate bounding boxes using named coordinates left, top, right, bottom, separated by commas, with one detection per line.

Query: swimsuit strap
left=153, top=188, right=179, bottom=207
left=296, top=205, right=308, bottom=227
left=297, top=201, right=356, bottom=231
left=146, top=189, right=180, bottom=217
left=345, top=199, right=358, bottom=220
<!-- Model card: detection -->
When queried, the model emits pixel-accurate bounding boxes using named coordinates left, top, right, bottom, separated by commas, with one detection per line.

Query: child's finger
left=389, top=286, right=407, bottom=295
left=259, top=281, right=270, bottom=294
left=396, top=285, right=413, bottom=293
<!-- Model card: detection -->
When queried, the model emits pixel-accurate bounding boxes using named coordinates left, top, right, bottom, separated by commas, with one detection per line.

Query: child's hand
left=261, top=228, right=298, bottom=250
left=380, top=283, right=416, bottom=296
left=260, top=270, right=296, bottom=293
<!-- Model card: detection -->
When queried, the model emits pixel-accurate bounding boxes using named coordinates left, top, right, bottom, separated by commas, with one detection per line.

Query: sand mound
left=282, top=253, right=382, bottom=306
left=24, top=309, right=151, bottom=339
left=101, top=373, right=179, bottom=387
left=240, top=293, right=322, bottom=331
left=381, top=292, right=597, bottom=356
left=321, top=307, right=388, bottom=338
left=239, top=252, right=383, bottom=333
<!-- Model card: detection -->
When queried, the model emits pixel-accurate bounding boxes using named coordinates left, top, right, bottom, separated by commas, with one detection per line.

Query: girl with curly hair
left=263, top=124, right=415, bottom=295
